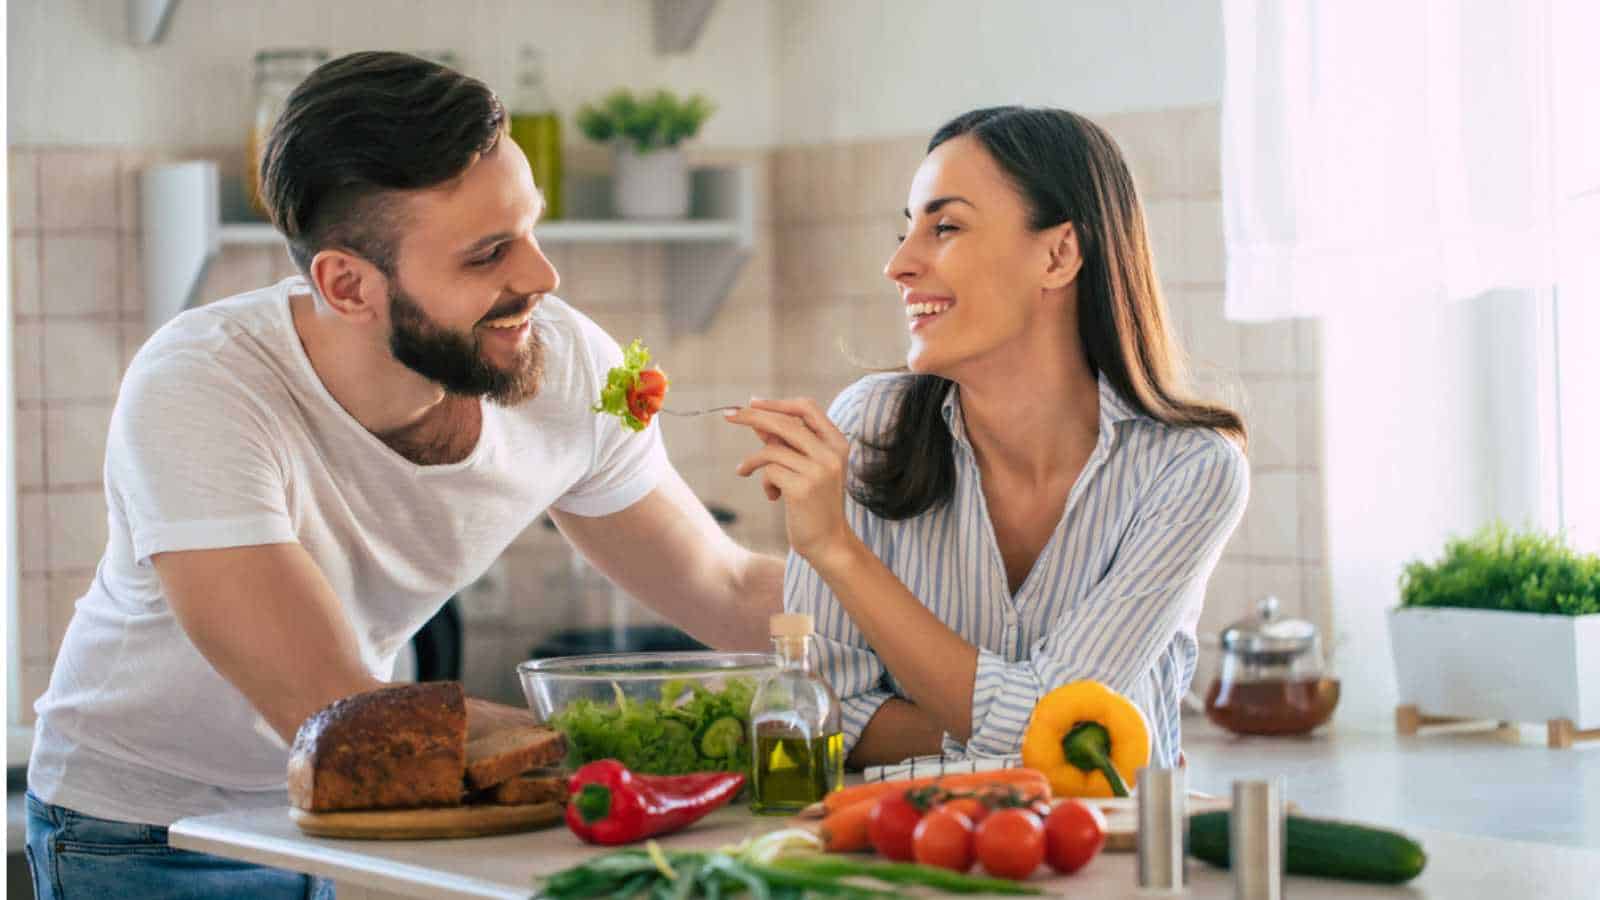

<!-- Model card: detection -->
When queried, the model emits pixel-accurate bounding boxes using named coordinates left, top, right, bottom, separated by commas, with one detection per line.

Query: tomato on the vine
left=975, top=808, right=1045, bottom=880
left=912, top=807, right=975, bottom=872
left=1044, top=799, right=1107, bottom=875
left=867, top=792, right=923, bottom=862
left=935, top=796, right=990, bottom=825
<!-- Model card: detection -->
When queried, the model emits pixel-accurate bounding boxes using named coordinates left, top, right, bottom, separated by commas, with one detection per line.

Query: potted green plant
left=576, top=88, right=715, bottom=220
left=1388, top=523, right=1600, bottom=747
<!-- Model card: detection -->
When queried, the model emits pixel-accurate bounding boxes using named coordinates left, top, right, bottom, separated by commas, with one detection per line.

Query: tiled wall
left=10, top=147, right=151, bottom=723
left=769, top=109, right=1332, bottom=702
left=8, top=106, right=1329, bottom=714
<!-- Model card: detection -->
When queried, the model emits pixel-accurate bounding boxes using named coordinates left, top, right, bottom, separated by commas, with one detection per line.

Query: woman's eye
left=469, top=244, right=508, bottom=267
left=934, top=223, right=958, bottom=236
left=894, top=233, right=906, bottom=244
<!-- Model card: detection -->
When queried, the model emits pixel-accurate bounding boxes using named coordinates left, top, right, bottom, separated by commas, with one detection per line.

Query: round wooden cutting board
left=289, top=801, right=564, bottom=840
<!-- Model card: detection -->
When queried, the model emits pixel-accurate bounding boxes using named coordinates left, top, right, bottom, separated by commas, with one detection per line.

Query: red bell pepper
left=564, top=759, right=745, bottom=845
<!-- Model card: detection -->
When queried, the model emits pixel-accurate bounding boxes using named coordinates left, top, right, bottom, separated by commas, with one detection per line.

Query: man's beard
left=388, top=283, right=544, bottom=406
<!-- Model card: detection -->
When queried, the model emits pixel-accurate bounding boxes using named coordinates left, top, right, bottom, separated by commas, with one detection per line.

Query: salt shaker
left=1136, top=766, right=1187, bottom=892
left=1231, top=778, right=1286, bottom=900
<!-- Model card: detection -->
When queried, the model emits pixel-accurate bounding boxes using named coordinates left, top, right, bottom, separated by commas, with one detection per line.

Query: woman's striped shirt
left=783, top=373, right=1249, bottom=766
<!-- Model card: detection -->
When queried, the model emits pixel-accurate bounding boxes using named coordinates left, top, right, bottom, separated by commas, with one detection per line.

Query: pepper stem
left=574, top=783, right=613, bottom=824
left=1062, top=721, right=1130, bottom=798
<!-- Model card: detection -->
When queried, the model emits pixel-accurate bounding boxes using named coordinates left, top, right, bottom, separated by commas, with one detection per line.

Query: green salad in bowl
left=518, top=652, right=777, bottom=777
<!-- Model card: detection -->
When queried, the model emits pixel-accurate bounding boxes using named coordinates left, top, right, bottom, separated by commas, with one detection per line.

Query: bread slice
left=464, top=726, right=567, bottom=790
left=288, top=682, right=466, bottom=812
left=485, top=769, right=570, bottom=806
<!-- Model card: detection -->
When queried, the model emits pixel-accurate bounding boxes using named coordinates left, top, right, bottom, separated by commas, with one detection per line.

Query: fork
left=657, top=404, right=743, bottom=417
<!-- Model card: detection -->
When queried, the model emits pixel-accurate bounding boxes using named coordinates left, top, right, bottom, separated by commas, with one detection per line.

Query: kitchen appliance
left=1204, top=596, right=1340, bottom=736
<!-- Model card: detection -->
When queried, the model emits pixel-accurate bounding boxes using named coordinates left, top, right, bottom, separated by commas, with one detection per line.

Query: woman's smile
left=905, top=292, right=956, bottom=332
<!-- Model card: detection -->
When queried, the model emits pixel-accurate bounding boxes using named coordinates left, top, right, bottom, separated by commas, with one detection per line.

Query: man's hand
left=154, top=542, right=384, bottom=744
left=550, top=466, right=784, bottom=650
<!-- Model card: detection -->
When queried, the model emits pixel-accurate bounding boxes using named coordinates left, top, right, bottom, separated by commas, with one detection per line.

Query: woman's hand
left=725, top=398, right=854, bottom=564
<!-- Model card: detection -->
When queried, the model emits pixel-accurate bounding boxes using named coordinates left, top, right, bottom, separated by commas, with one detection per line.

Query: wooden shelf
left=132, top=1, right=719, bottom=52
left=141, top=162, right=753, bottom=338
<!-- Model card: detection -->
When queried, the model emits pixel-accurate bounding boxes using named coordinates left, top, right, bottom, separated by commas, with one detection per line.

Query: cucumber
left=659, top=719, right=693, bottom=746
left=1188, top=810, right=1427, bottom=884
left=695, top=715, right=746, bottom=759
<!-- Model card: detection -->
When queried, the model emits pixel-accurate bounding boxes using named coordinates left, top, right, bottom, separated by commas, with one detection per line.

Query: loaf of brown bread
left=288, top=682, right=467, bottom=812
left=486, top=769, right=569, bottom=805
left=464, top=726, right=568, bottom=790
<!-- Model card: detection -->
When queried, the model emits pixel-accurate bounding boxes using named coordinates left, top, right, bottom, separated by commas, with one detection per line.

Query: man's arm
left=154, top=542, right=384, bottom=744
left=550, top=466, right=784, bottom=651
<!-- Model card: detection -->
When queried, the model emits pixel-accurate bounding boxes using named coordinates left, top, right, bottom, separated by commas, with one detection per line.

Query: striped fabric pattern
left=784, top=372, right=1249, bottom=767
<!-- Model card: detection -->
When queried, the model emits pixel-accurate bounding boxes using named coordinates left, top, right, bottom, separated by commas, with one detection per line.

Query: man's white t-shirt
left=28, top=277, right=668, bottom=826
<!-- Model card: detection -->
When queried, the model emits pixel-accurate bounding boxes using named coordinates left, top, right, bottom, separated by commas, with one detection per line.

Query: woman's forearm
left=810, top=536, right=979, bottom=741
left=847, top=698, right=947, bottom=768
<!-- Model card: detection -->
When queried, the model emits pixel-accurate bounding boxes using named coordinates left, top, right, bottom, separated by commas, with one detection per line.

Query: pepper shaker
left=1231, top=778, right=1286, bottom=900
left=1136, top=766, right=1187, bottom=892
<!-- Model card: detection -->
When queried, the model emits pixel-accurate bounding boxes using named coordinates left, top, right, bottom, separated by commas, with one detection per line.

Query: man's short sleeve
left=109, top=351, right=296, bottom=566
left=549, top=312, right=670, bottom=517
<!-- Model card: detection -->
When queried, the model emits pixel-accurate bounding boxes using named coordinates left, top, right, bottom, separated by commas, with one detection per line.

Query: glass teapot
left=1204, top=596, right=1340, bottom=736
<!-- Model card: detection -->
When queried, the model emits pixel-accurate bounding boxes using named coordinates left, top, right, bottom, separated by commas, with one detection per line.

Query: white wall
left=7, top=0, right=778, bottom=148
left=774, top=0, right=1224, bottom=144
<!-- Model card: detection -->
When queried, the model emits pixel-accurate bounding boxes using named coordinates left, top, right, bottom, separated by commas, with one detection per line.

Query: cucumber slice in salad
left=696, top=716, right=746, bottom=759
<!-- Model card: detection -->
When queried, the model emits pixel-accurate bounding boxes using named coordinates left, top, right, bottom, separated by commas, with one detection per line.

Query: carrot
left=822, top=768, right=1051, bottom=817
left=818, top=798, right=875, bottom=852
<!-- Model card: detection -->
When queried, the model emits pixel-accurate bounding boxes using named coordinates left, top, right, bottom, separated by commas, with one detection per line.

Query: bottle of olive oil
left=509, top=45, right=563, bottom=220
left=749, top=613, right=844, bottom=814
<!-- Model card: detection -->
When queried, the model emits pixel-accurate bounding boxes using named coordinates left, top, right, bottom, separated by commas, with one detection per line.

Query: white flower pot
left=612, top=144, right=690, bottom=220
left=1388, top=607, right=1600, bottom=730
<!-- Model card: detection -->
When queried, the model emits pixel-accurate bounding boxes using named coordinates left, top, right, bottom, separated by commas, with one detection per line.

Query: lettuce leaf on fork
left=593, top=339, right=653, bottom=432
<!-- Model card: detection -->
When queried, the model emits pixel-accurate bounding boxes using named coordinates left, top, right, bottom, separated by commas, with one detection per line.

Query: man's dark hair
left=260, top=51, right=506, bottom=276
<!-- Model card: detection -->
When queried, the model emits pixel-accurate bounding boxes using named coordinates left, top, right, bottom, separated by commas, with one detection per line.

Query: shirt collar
left=939, top=371, right=1145, bottom=451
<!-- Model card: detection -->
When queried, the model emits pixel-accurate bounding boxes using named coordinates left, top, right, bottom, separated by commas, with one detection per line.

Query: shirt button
left=1003, top=611, right=1019, bottom=627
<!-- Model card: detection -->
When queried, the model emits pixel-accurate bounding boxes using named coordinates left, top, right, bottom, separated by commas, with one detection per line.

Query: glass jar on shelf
left=508, top=44, right=563, bottom=220
left=246, top=48, right=329, bottom=218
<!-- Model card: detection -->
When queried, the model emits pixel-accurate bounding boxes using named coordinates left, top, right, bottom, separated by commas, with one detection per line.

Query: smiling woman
left=726, top=106, right=1249, bottom=771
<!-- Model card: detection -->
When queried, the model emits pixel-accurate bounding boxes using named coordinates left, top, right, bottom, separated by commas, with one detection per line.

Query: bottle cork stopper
left=769, top=612, right=814, bottom=637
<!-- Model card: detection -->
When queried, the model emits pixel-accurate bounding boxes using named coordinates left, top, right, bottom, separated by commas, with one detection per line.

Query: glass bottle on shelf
left=749, top=613, right=844, bottom=814
left=247, top=48, right=329, bottom=218
left=509, top=45, right=563, bottom=220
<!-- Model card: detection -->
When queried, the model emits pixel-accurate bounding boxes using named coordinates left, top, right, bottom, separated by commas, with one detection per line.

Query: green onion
left=772, top=855, right=1043, bottom=895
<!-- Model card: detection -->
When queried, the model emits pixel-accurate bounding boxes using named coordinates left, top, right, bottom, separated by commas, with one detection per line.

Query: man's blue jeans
left=25, top=791, right=335, bottom=899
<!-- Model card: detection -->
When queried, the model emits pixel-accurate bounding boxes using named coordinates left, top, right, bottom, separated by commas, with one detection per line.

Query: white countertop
left=171, top=803, right=1600, bottom=900
left=1178, top=716, right=1600, bottom=848
left=168, top=717, right=1600, bottom=899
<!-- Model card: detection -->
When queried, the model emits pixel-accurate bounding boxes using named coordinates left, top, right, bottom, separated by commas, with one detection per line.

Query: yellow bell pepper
left=1021, top=680, right=1150, bottom=798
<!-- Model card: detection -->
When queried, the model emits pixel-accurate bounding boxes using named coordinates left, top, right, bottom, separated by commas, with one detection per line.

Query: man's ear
left=307, top=249, right=388, bottom=324
left=1041, top=222, right=1083, bottom=290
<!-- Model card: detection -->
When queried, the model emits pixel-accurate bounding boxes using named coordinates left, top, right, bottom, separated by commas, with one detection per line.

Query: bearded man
left=24, top=52, right=782, bottom=899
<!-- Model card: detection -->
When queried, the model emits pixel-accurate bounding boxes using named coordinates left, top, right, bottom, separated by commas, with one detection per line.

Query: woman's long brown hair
left=853, top=106, right=1247, bottom=520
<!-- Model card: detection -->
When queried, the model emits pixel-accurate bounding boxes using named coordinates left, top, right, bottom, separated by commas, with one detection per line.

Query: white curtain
left=1220, top=0, right=1598, bottom=323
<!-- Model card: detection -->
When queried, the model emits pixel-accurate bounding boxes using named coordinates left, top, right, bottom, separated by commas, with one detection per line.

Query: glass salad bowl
left=517, top=651, right=779, bottom=776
